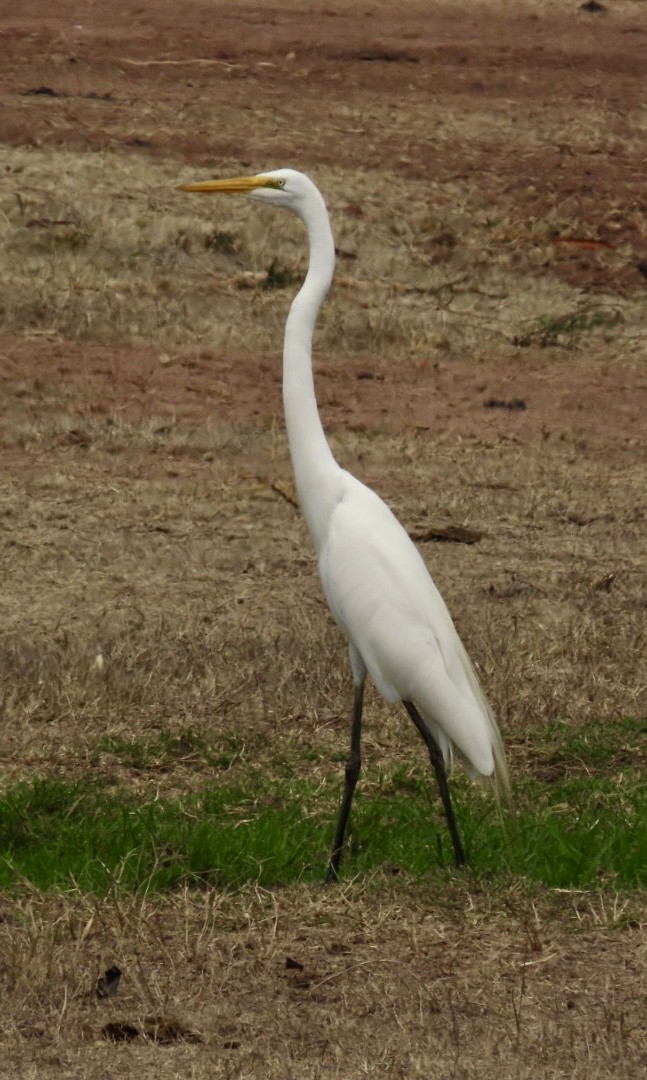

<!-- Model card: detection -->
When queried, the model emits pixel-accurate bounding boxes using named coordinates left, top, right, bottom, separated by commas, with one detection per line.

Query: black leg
left=326, top=680, right=365, bottom=882
left=403, top=701, right=466, bottom=868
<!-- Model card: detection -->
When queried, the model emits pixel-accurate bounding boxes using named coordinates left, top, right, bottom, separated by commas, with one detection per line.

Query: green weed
left=94, top=731, right=268, bottom=772
left=515, top=308, right=622, bottom=349
left=0, top=721, right=645, bottom=893
left=263, top=258, right=297, bottom=289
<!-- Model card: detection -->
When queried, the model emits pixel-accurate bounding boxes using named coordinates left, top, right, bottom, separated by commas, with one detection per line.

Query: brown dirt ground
left=0, top=1, right=646, bottom=1077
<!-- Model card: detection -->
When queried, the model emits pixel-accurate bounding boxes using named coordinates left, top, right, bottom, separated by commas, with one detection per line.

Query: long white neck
left=282, top=186, right=343, bottom=552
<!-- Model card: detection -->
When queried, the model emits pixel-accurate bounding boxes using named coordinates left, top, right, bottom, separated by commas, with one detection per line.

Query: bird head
left=179, top=168, right=313, bottom=211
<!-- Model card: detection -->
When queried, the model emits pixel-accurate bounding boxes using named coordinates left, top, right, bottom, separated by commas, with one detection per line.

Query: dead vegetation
left=0, top=0, right=646, bottom=1075
left=1, top=886, right=646, bottom=1079
left=2, top=145, right=646, bottom=366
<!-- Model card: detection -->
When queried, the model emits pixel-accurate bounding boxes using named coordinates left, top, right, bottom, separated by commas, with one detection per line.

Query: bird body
left=318, top=472, right=500, bottom=776
left=181, top=167, right=509, bottom=875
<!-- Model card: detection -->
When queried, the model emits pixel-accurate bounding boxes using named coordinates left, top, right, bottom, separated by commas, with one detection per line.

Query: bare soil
left=0, top=1, right=646, bottom=1076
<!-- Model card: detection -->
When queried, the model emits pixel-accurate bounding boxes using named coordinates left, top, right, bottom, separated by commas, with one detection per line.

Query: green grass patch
left=93, top=728, right=281, bottom=775
left=94, top=730, right=251, bottom=771
left=514, top=306, right=622, bottom=349
left=0, top=720, right=645, bottom=893
left=529, top=715, right=647, bottom=773
left=0, top=776, right=327, bottom=893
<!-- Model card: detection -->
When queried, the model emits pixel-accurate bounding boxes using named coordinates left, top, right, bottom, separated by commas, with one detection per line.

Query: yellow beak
left=178, top=175, right=273, bottom=194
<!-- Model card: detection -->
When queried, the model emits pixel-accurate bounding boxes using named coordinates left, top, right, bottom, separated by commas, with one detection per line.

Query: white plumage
left=320, top=475, right=501, bottom=773
left=181, top=167, right=509, bottom=877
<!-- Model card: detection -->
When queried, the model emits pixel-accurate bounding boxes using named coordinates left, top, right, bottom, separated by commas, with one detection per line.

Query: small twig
left=520, top=953, right=559, bottom=968
left=270, top=482, right=299, bottom=510
left=119, top=58, right=239, bottom=68
left=307, top=957, right=401, bottom=992
left=411, top=524, right=484, bottom=545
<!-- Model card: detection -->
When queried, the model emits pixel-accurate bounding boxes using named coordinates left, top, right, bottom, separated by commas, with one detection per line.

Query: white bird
left=180, top=168, right=509, bottom=879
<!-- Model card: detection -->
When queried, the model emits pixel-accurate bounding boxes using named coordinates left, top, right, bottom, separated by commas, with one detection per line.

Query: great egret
left=180, top=169, right=509, bottom=879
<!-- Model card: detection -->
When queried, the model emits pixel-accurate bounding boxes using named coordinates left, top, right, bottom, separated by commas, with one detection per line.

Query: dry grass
left=2, top=144, right=646, bottom=362
left=1, top=0, right=647, bottom=1074
left=1, top=406, right=644, bottom=788
left=1, top=886, right=646, bottom=1079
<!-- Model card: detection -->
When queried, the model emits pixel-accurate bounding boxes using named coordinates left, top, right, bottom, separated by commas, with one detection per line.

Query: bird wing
left=318, top=473, right=506, bottom=784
